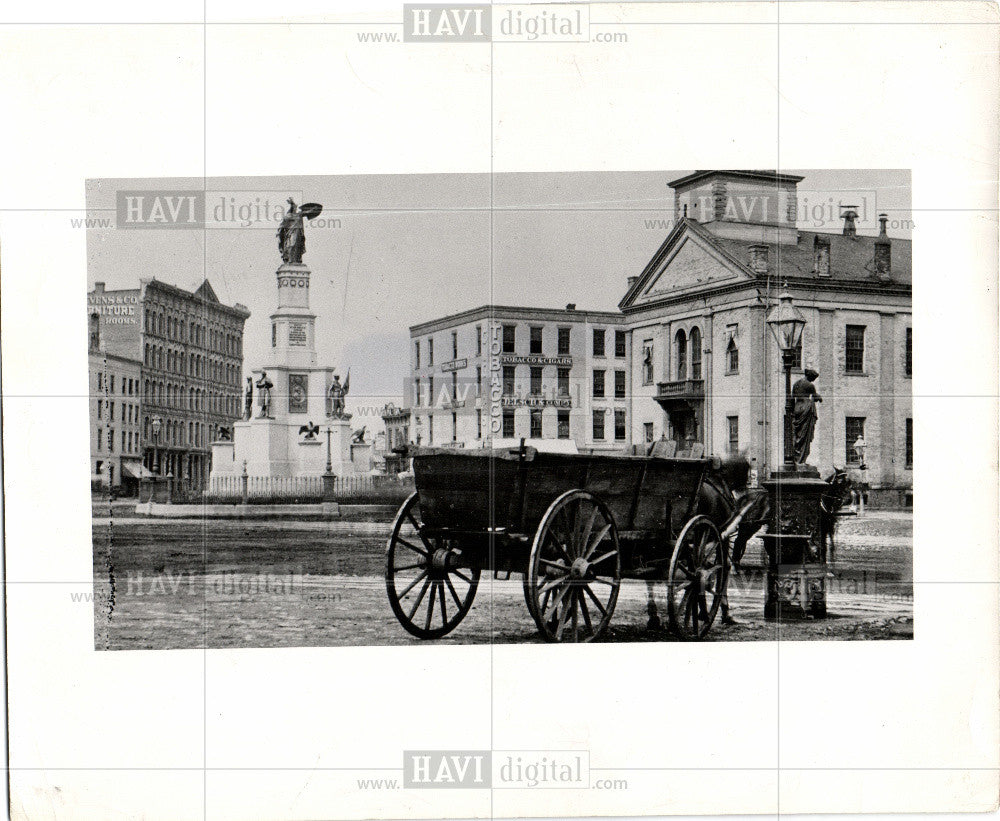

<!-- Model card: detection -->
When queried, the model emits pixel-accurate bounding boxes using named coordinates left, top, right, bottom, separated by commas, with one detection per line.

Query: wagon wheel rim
left=525, top=490, right=621, bottom=643
left=386, top=492, right=480, bottom=639
left=666, top=515, right=727, bottom=640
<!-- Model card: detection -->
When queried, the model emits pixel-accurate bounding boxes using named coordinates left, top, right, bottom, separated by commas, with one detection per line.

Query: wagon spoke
left=584, top=523, right=613, bottom=560
left=589, top=576, right=616, bottom=587
left=554, top=592, right=575, bottom=641
left=545, top=530, right=573, bottom=563
left=393, top=562, right=426, bottom=572
left=582, top=583, right=608, bottom=617
left=407, top=578, right=432, bottom=621
left=579, top=506, right=599, bottom=558
left=450, top=568, right=473, bottom=584
left=538, top=576, right=566, bottom=597
left=444, top=575, right=464, bottom=610
left=578, top=588, right=594, bottom=634
left=398, top=569, right=429, bottom=599
left=539, top=557, right=569, bottom=574
left=588, top=549, right=618, bottom=567
left=438, top=581, right=448, bottom=625
left=424, top=583, right=436, bottom=631
left=395, top=537, right=429, bottom=558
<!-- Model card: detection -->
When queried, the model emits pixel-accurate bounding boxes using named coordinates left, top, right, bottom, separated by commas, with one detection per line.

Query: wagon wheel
left=386, top=492, right=480, bottom=639
left=666, top=515, right=728, bottom=640
left=524, top=490, right=621, bottom=643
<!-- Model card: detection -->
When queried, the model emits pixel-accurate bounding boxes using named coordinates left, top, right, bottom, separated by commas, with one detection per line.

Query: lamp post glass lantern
left=766, top=289, right=806, bottom=468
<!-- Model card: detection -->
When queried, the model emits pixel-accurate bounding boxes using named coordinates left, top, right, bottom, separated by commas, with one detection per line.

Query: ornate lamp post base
left=763, top=470, right=830, bottom=620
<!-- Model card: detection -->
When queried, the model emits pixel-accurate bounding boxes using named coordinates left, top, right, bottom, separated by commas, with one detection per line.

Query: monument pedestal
left=762, top=464, right=830, bottom=620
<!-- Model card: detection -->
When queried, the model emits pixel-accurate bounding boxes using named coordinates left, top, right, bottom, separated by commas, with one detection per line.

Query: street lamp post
left=766, top=288, right=806, bottom=469
left=761, top=287, right=830, bottom=620
left=151, top=416, right=162, bottom=475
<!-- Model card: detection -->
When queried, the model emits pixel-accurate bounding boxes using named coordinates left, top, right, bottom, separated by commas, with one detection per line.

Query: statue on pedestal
left=244, top=377, right=253, bottom=420
left=791, top=368, right=822, bottom=464
left=328, top=370, right=350, bottom=418
left=256, top=371, right=274, bottom=418
left=277, top=199, right=324, bottom=264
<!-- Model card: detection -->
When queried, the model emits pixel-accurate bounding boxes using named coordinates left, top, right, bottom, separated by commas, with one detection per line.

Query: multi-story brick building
left=87, top=278, right=250, bottom=491
left=88, top=313, right=143, bottom=493
left=402, top=171, right=912, bottom=496
left=409, top=305, right=627, bottom=453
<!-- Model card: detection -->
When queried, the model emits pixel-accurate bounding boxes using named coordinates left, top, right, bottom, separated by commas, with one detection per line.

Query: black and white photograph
left=2, top=2, right=997, bottom=820
left=88, top=170, right=914, bottom=649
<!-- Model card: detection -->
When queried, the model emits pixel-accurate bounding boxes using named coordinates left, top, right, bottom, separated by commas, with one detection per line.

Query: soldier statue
left=328, top=371, right=350, bottom=418
left=791, top=368, right=822, bottom=464
left=244, top=376, right=253, bottom=420
left=256, top=371, right=274, bottom=419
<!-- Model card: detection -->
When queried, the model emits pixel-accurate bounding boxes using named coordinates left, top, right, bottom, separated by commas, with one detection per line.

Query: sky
left=86, top=169, right=911, bottom=415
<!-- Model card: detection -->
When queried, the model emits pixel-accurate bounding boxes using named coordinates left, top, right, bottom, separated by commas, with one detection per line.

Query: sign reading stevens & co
left=498, top=354, right=572, bottom=367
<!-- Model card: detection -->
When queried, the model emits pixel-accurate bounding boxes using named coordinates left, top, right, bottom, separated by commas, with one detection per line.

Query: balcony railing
left=655, top=379, right=705, bottom=401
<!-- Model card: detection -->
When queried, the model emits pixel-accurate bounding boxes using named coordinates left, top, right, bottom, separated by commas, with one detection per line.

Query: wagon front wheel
left=525, top=490, right=621, bottom=643
left=667, top=515, right=727, bottom=640
left=386, top=492, right=480, bottom=639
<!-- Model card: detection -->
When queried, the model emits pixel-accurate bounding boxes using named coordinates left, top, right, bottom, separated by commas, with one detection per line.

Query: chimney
left=873, top=213, right=891, bottom=278
left=748, top=244, right=769, bottom=274
left=626, top=276, right=638, bottom=289
left=813, top=235, right=831, bottom=277
left=94, top=281, right=106, bottom=293
left=841, top=205, right=859, bottom=237
left=565, top=303, right=576, bottom=311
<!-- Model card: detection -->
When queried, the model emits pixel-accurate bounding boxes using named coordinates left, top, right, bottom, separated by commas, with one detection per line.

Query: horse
left=645, top=459, right=853, bottom=632
left=819, top=467, right=853, bottom=563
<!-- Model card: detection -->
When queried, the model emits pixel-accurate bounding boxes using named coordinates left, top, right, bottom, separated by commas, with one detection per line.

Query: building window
left=529, top=409, right=543, bottom=438
left=476, top=326, right=482, bottom=356
left=846, top=325, right=866, bottom=373
left=503, top=366, right=515, bottom=396
left=557, top=367, right=570, bottom=396
left=530, top=366, right=542, bottom=395
left=502, top=325, right=516, bottom=354
left=845, top=417, right=866, bottom=464
left=428, top=376, right=434, bottom=406
left=415, top=340, right=420, bottom=369
left=592, top=409, right=605, bottom=440
left=476, top=408, right=482, bottom=439
left=593, top=328, right=605, bottom=357
left=905, top=327, right=912, bottom=377
left=451, top=412, right=458, bottom=442
left=642, top=341, right=654, bottom=385
left=644, top=422, right=654, bottom=443
left=427, top=414, right=433, bottom=444
left=502, top=409, right=515, bottom=438
left=905, top=418, right=913, bottom=468
left=727, top=416, right=739, bottom=453
left=557, top=410, right=570, bottom=439
left=414, top=379, right=421, bottom=406
left=108, top=429, right=115, bottom=452
left=614, top=370, right=626, bottom=399
left=530, top=326, right=543, bottom=355
left=96, top=400, right=102, bottom=421
left=593, top=369, right=605, bottom=398
left=428, top=338, right=434, bottom=365
left=557, top=327, right=571, bottom=356
left=614, top=409, right=626, bottom=441
left=690, top=327, right=702, bottom=380
left=614, top=330, right=626, bottom=358
left=96, top=428, right=102, bottom=452
left=109, top=402, right=115, bottom=422
left=675, top=329, right=687, bottom=380
left=476, top=365, right=482, bottom=397
left=726, top=336, right=739, bottom=374
left=272, top=324, right=276, bottom=347
left=789, top=341, right=802, bottom=370
left=451, top=331, right=458, bottom=359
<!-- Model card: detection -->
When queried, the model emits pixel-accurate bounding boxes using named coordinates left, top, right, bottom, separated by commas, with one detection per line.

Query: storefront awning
left=122, top=462, right=154, bottom=479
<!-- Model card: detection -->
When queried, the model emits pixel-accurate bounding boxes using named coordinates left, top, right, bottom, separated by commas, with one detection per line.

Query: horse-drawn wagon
left=385, top=443, right=765, bottom=643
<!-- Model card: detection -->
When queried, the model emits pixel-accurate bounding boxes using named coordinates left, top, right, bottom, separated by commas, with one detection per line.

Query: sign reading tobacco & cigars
left=498, top=354, right=572, bottom=367
left=440, top=358, right=468, bottom=372
left=501, top=395, right=572, bottom=408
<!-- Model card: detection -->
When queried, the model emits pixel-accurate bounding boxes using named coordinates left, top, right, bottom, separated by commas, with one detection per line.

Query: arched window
left=690, top=327, right=702, bottom=380
left=675, top=329, right=687, bottom=381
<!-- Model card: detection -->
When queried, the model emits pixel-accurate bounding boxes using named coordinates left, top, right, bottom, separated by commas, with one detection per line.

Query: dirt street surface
left=92, top=511, right=913, bottom=649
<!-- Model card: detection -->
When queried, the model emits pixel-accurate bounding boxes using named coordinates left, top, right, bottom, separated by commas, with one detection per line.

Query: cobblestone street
left=92, top=510, right=913, bottom=649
